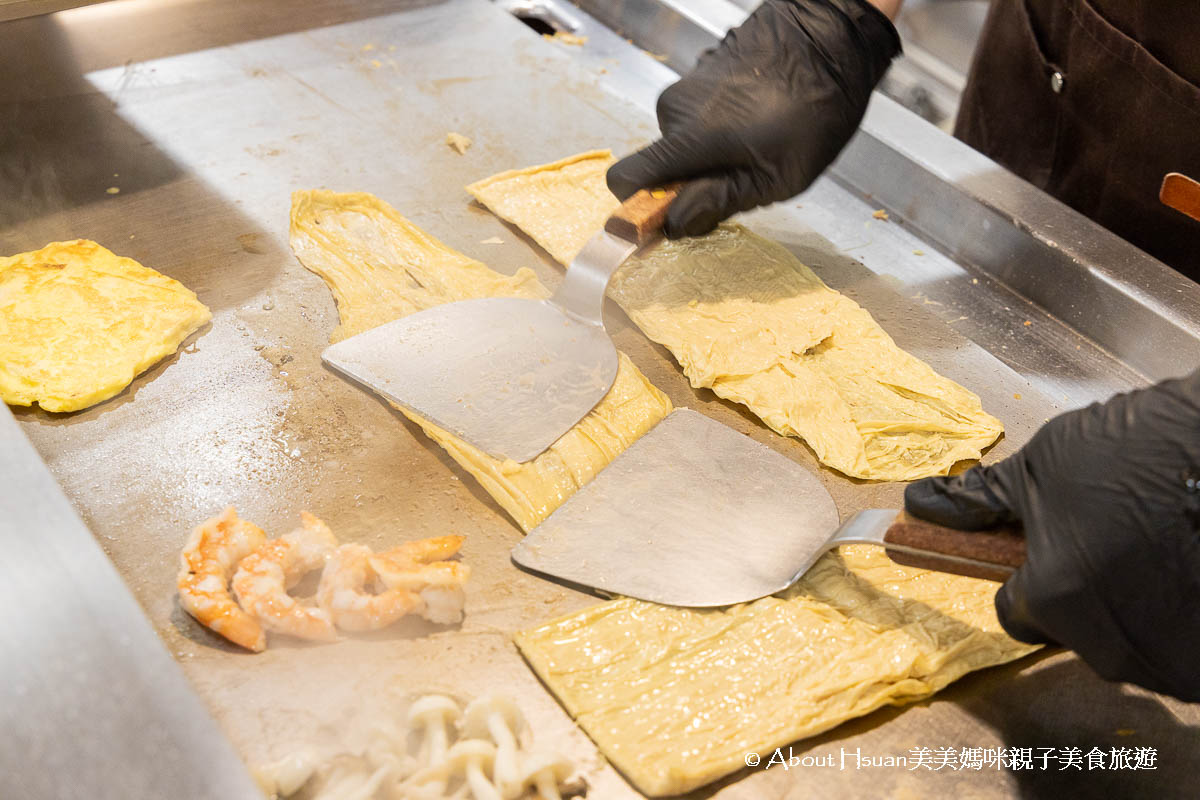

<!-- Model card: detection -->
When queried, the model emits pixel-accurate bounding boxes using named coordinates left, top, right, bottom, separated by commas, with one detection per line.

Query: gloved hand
left=606, top=0, right=900, bottom=238
left=905, top=370, right=1200, bottom=702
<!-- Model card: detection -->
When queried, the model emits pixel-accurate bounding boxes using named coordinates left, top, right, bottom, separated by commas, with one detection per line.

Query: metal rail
left=571, top=0, right=1200, bottom=384
left=0, top=410, right=261, bottom=799
left=0, top=0, right=110, bottom=22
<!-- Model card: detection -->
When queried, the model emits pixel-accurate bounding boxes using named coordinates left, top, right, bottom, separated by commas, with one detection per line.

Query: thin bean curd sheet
left=466, top=151, right=1004, bottom=481
left=466, top=153, right=1029, bottom=795
left=289, top=185, right=1036, bottom=797
left=516, top=547, right=1039, bottom=796
left=288, top=190, right=671, bottom=532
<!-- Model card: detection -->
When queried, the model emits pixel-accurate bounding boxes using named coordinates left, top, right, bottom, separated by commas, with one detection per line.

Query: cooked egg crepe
left=0, top=239, right=211, bottom=412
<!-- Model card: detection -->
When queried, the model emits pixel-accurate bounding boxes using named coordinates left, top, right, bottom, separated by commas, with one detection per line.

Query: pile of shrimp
left=177, top=507, right=470, bottom=652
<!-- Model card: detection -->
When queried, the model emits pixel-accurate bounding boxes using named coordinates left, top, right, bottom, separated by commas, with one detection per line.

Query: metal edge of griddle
left=0, top=0, right=112, bottom=23
left=0, top=406, right=262, bottom=800
left=561, top=0, right=747, bottom=74
left=835, top=95, right=1200, bottom=383
left=571, top=0, right=1200, bottom=384
left=498, top=0, right=679, bottom=111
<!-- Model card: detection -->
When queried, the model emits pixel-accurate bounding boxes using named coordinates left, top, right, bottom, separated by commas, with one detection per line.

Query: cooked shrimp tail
left=317, top=543, right=424, bottom=632
left=232, top=512, right=340, bottom=643
left=388, top=535, right=464, bottom=565
left=177, top=507, right=268, bottom=652
left=371, top=537, right=471, bottom=625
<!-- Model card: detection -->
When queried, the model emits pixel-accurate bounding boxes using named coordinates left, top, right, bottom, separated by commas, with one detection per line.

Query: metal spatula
left=512, top=409, right=1025, bottom=607
left=322, top=186, right=680, bottom=463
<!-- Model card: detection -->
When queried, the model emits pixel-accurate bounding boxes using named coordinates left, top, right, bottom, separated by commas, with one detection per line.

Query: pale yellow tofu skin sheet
left=467, top=151, right=1004, bottom=480
left=288, top=190, right=672, bottom=531
left=516, top=545, right=1039, bottom=797
left=0, top=239, right=211, bottom=413
left=288, top=188, right=1035, bottom=798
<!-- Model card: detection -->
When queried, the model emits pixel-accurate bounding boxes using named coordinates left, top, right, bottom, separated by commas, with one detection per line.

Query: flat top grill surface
left=2, top=1, right=1196, bottom=797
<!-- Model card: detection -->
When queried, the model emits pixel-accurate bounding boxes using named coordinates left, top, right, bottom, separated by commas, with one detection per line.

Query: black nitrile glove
left=607, top=0, right=900, bottom=237
left=905, top=370, right=1200, bottom=702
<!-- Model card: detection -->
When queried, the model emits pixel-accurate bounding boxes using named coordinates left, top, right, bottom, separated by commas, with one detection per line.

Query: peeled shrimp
left=317, top=543, right=425, bottom=632
left=370, top=536, right=470, bottom=625
left=178, top=506, right=269, bottom=652
left=232, top=512, right=340, bottom=643
left=388, top=535, right=465, bottom=564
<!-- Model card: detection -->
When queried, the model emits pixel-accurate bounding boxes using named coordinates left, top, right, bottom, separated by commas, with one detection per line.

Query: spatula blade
left=512, top=409, right=840, bottom=607
left=323, top=297, right=618, bottom=463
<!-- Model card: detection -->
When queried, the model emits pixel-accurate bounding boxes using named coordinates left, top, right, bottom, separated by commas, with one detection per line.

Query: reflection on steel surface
left=3, top=0, right=1199, bottom=797
left=0, top=408, right=261, bottom=799
left=0, top=0, right=111, bottom=23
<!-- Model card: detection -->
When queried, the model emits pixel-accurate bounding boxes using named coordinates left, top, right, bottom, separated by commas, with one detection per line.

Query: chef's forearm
left=867, top=0, right=902, bottom=21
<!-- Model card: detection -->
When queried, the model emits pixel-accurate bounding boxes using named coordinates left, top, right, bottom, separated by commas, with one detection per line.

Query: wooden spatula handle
left=1160, top=172, right=1200, bottom=223
left=605, top=183, right=682, bottom=246
left=883, top=511, right=1026, bottom=583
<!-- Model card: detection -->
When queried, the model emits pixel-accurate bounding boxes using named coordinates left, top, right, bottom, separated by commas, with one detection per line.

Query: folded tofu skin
left=0, top=239, right=211, bottom=412
left=288, top=184, right=1034, bottom=798
left=288, top=190, right=671, bottom=532
left=466, top=151, right=1004, bottom=481
left=516, top=545, right=1039, bottom=796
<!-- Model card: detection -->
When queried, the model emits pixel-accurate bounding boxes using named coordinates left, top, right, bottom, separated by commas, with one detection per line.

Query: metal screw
left=1050, top=71, right=1065, bottom=94
left=1184, top=471, right=1200, bottom=530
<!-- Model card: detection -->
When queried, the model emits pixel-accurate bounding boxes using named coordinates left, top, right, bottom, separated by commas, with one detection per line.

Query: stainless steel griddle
left=2, top=1, right=1199, bottom=798
left=0, top=0, right=111, bottom=22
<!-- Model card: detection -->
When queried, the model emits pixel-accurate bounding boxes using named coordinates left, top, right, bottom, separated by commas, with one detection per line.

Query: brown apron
left=955, top=0, right=1200, bottom=278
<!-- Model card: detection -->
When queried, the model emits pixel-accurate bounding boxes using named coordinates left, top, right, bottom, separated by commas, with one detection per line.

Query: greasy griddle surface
left=4, top=0, right=1197, bottom=797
